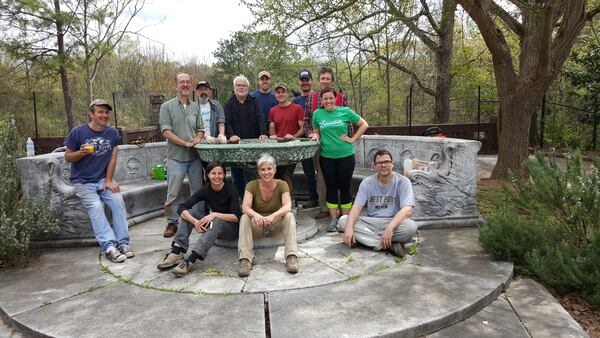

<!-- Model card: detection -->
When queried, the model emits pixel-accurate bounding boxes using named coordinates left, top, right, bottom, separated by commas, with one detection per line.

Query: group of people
left=63, top=67, right=417, bottom=278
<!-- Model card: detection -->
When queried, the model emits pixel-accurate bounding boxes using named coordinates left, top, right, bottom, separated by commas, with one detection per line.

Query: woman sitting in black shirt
left=156, top=161, right=241, bottom=277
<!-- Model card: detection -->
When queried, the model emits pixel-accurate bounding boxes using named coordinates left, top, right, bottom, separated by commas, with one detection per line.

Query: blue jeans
left=73, top=179, right=129, bottom=252
left=165, top=158, right=204, bottom=224
left=301, top=157, right=318, bottom=201
left=231, top=167, right=255, bottom=199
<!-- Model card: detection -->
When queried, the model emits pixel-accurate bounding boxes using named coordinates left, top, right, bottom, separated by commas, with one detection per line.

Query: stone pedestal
left=148, top=94, right=165, bottom=126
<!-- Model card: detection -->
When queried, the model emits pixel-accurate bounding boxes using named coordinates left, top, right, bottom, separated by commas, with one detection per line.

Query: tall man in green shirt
left=159, top=72, right=205, bottom=237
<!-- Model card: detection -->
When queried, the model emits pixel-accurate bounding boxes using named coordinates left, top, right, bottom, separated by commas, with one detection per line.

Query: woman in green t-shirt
left=237, top=154, right=299, bottom=277
left=310, top=89, right=369, bottom=232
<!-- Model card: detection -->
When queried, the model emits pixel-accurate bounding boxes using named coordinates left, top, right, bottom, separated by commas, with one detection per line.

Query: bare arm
left=64, top=146, right=91, bottom=163
left=267, top=191, right=292, bottom=222
left=269, top=122, right=277, bottom=138
left=162, top=129, right=196, bottom=147
left=343, top=203, right=363, bottom=246
left=293, top=120, right=304, bottom=138
left=380, top=205, right=413, bottom=249
left=342, top=118, right=369, bottom=144
left=217, top=123, right=225, bottom=136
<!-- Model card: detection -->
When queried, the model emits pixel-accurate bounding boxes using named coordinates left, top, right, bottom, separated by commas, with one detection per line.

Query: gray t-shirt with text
left=354, top=172, right=415, bottom=218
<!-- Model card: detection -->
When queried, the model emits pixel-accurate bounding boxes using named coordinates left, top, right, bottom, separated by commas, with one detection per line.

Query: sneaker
left=286, top=255, right=299, bottom=274
left=172, top=260, right=193, bottom=277
left=302, top=200, right=318, bottom=208
left=156, top=252, right=184, bottom=270
left=238, top=258, right=252, bottom=277
left=163, top=223, right=178, bottom=238
left=390, top=243, right=406, bottom=258
left=106, top=247, right=126, bottom=263
left=325, top=218, right=338, bottom=232
left=118, top=245, right=135, bottom=258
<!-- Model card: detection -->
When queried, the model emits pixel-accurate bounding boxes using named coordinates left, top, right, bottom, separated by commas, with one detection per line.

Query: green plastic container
left=152, top=164, right=166, bottom=180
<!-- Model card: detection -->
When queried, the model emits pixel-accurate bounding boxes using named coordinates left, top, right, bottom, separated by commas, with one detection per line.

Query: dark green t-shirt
left=312, top=106, right=361, bottom=159
left=245, top=179, right=289, bottom=215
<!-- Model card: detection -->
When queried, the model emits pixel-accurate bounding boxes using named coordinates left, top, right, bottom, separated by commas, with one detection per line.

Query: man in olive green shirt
left=159, top=72, right=205, bottom=237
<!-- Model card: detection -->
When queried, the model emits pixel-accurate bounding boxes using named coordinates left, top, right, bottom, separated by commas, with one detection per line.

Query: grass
left=477, top=179, right=510, bottom=218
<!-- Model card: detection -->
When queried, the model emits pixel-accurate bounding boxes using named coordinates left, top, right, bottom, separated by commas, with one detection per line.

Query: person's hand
left=263, top=215, right=274, bottom=226
left=191, top=136, right=203, bottom=145
left=259, top=134, right=268, bottom=141
left=284, top=134, right=294, bottom=140
left=309, top=133, right=319, bottom=141
left=380, top=225, right=394, bottom=249
left=229, top=135, right=240, bottom=143
left=343, top=227, right=356, bottom=247
left=79, top=145, right=93, bottom=156
left=269, top=134, right=278, bottom=139
left=193, top=218, right=207, bottom=233
left=102, top=180, right=120, bottom=193
left=217, top=134, right=227, bottom=144
left=340, top=135, right=354, bottom=144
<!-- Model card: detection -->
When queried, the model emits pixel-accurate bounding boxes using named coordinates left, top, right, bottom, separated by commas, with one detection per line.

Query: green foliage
left=527, top=232, right=600, bottom=307
left=479, top=152, right=600, bottom=307
left=0, top=120, right=59, bottom=266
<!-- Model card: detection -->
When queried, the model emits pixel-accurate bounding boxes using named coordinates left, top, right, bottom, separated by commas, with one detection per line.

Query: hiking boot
left=238, top=259, right=252, bottom=277
left=163, top=223, right=178, bottom=238
left=156, top=252, right=184, bottom=270
left=106, top=247, right=126, bottom=263
left=302, top=200, right=318, bottom=208
left=118, top=245, right=135, bottom=258
left=286, top=255, right=299, bottom=274
left=325, top=218, right=338, bottom=232
left=390, top=243, right=406, bottom=258
left=172, top=260, right=193, bottom=277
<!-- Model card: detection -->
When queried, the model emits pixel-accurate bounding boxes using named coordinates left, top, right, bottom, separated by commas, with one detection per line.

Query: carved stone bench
left=17, top=142, right=185, bottom=247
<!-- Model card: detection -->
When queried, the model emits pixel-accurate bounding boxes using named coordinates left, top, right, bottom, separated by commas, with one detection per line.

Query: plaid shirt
left=303, top=91, right=350, bottom=136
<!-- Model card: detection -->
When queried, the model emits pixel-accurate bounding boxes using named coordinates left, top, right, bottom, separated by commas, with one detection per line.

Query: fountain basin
left=194, top=138, right=319, bottom=168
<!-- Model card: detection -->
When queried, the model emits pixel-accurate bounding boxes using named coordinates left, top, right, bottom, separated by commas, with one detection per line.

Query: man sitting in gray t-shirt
left=338, top=149, right=417, bottom=257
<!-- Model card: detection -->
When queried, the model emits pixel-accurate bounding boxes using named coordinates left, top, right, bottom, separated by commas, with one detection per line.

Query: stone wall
left=354, top=136, right=483, bottom=228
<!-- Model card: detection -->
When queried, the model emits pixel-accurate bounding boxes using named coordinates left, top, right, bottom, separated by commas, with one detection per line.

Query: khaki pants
left=238, top=213, right=298, bottom=262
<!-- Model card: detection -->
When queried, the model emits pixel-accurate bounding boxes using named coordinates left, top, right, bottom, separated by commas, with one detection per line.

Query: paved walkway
left=0, top=155, right=590, bottom=337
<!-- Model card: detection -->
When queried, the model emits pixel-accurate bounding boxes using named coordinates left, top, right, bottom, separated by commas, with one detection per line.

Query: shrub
left=0, top=120, right=59, bottom=266
left=479, top=151, right=600, bottom=307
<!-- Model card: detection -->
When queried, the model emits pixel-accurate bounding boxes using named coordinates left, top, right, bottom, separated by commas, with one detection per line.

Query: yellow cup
left=82, top=145, right=94, bottom=152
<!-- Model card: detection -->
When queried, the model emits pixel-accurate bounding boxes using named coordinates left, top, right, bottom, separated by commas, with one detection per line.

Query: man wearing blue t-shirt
left=64, top=99, right=133, bottom=263
left=338, top=149, right=417, bottom=257
left=250, top=70, right=278, bottom=131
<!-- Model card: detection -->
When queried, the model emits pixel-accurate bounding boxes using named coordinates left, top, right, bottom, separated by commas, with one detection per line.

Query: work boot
left=156, top=252, right=184, bottom=270
left=238, top=259, right=252, bottom=277
left=172, top=260, right=193, bottom=277
left=390, top=243, right=406, bottom=258
left=163, top=223, right=178, bottom=238
left=286, top=255, right=299, bottom=274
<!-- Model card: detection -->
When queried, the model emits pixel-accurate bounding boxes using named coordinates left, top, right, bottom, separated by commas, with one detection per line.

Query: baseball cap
left=196, top=81, right=211, bottom=89
left=89, top=99, right=113, bottom=111
left=258, top=70, right=272, bottom=79
left=274, top=82, right=288, bottom=91
left=298, top=69, right=312, bottom=80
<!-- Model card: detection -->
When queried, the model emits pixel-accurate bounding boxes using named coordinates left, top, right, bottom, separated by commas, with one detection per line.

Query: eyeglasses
left=375, top=160, right=392, bottom=166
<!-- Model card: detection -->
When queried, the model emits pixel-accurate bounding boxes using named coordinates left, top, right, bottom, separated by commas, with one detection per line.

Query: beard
left=199, top=94, right=209, bottom=103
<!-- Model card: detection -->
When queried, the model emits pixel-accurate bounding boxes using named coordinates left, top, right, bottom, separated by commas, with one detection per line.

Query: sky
left=132, top=0, right=254, bottom=64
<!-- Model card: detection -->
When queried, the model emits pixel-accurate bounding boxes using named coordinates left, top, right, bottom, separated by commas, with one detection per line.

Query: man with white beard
left=195, top=81, right=226, bottom=144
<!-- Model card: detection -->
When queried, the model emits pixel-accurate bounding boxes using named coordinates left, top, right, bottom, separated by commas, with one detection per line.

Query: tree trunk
left=54, top=0, right=74, bottom=131
left=433, top=0, right=457, bottom=124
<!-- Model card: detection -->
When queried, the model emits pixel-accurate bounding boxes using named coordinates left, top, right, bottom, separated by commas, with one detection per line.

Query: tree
left=243, top=0, right=458, bottom=124
left=0, top=0, right=76, bottom=129
left=456, top=0, right=600, bottom=178
left=69, top=0, right=146, bottom=105
left=212, top=30, right=300, bottom=101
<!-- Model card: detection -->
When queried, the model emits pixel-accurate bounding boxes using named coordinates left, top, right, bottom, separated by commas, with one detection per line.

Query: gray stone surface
left=429, top=297, right=529, bottom=338
left=354, top=136, right=484, bottom=228
left=507, top=278, right=588, bottom=338
left=0, top=317, right=23, bottom=338
left=12, top=283, right=265, bottom=338
left=0, top=248, right=112, bottom=318
left=268, top=263, right=504, bottom=338
left=194, top=138, right=318, bottom=168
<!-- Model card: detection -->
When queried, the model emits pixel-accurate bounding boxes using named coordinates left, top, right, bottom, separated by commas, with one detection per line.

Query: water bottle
left=26, top=137, right=35, bottom=157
